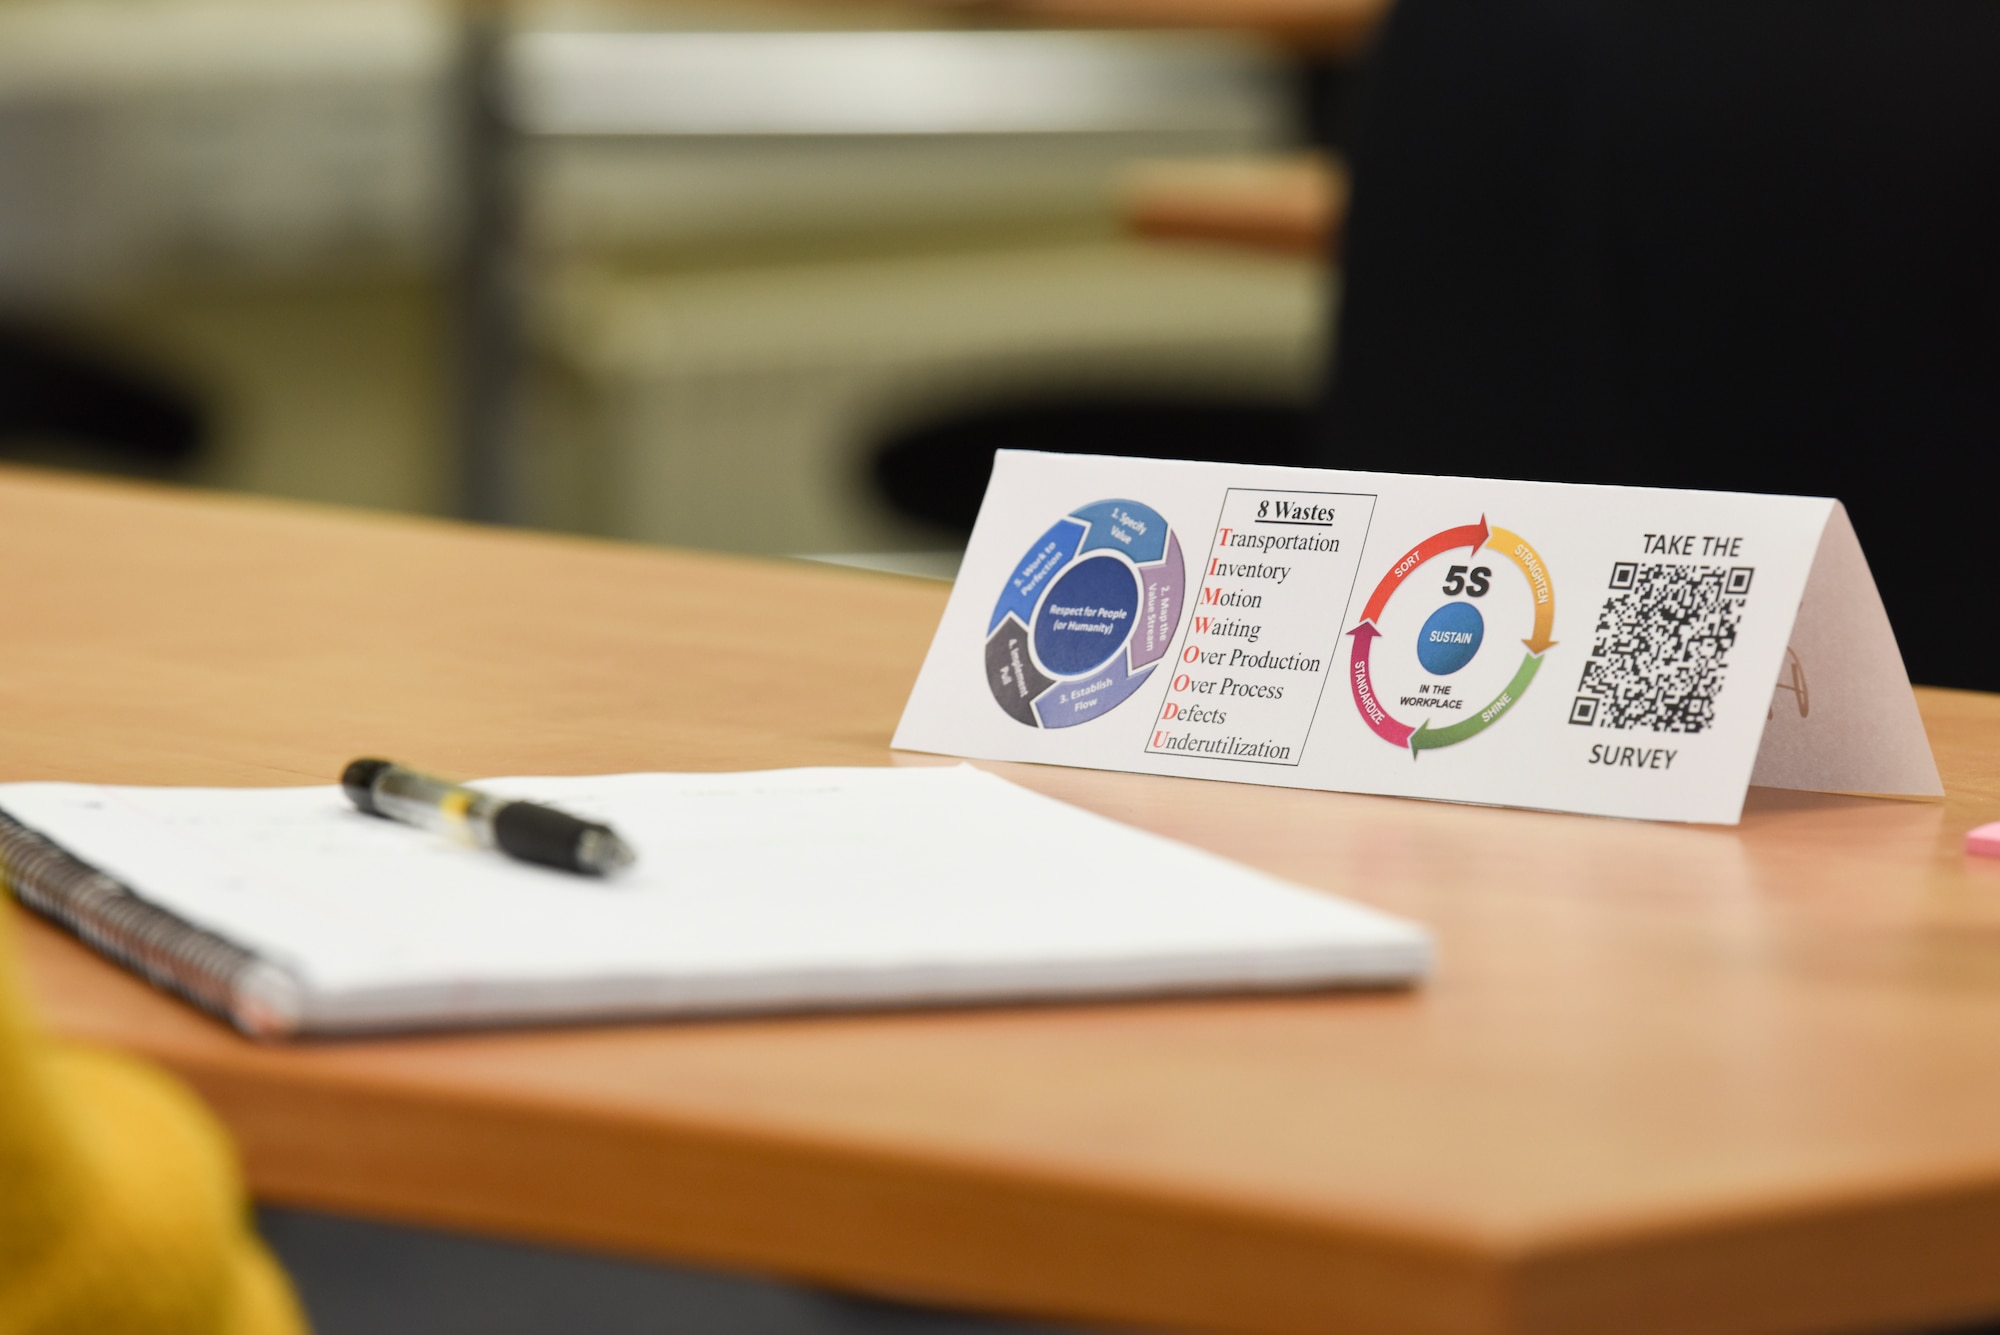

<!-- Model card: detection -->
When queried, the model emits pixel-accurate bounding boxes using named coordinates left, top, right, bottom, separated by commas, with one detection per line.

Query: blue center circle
left=1032, top=555, right=1141, bottom=677
left=1416, top=601, right=1485, bottom=675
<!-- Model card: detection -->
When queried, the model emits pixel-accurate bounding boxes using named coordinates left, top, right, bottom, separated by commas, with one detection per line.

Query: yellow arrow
left=1485, top=526, right=1557, bottom=655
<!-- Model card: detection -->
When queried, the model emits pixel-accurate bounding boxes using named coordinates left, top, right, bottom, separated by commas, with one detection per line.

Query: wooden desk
left=1124, top=154, right=1347, bottom=258
left=12, top=467, right=2000, bottom=1335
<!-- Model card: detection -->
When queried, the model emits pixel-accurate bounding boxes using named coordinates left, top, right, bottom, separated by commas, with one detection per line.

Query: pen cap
left=493, top=801, right=613, bottom=874
left=341, top=758, right=395, bottom=816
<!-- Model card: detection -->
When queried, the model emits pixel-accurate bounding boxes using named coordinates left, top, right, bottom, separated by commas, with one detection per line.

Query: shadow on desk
left=259, top=1209, right=1113, bottom=1335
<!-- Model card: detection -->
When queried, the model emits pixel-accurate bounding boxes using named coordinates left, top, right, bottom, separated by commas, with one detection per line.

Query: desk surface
left=12, top=468, right=2000, bottom=1335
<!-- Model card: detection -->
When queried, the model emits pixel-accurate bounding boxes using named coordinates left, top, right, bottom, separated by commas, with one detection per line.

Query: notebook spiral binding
left=0, top=809, right=296, bottom=1037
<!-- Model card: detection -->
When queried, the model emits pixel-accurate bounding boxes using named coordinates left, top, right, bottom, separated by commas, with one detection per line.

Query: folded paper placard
left=894, top=453, right=1940, bottom=823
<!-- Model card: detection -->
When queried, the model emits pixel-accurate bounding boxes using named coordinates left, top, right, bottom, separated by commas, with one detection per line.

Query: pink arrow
left=1347, top=622, right=1414, bottom=748
left=1359, top=516, right=1491, bottom=624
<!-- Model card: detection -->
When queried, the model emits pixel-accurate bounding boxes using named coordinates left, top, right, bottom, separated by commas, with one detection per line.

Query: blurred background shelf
left=0, top=0, right=1356, bottom=566
left=531, top=238, right=1322, bottom=553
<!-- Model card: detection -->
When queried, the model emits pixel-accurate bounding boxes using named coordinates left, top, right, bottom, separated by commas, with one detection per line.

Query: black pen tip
left=340, top=758, right=393, bottom=815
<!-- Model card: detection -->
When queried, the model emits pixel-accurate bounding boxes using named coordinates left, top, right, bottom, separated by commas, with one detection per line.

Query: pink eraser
left=1969, top=822, right=2000, bottom=858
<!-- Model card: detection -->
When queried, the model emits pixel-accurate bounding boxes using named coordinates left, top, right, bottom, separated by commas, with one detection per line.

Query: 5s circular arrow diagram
left=1346, top=516, right=1558, bottom=756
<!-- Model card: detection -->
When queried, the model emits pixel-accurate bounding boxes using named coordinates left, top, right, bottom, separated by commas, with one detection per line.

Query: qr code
left=1569, top=563, right=1754, bottom=732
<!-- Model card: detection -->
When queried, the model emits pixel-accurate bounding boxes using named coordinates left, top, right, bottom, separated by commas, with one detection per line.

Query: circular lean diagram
left=985, top=500, right=1184, bottom=728
left=1347, top=516, right=1557, bottom=754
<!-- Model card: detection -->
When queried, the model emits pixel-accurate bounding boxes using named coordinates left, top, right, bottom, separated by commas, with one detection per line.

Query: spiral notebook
left=0, top=765, right=1429, bottom=1038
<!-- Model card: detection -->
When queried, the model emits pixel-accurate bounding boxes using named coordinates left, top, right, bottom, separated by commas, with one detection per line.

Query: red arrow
left=1359, top=516, right=1491, bottom=624
left=1347, top=621, right=1414, bottom=748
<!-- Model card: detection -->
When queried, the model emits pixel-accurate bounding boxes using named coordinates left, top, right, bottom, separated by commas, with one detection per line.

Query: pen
left=340, top=758, right=637, bottom=876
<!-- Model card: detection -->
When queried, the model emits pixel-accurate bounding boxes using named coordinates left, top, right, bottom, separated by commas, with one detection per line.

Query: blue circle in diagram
left=985, top=498, right=1183, bottom=730
left=1032, top=555, right=1141, bottom=677
left=1416, top=601, right=1484, bottom=675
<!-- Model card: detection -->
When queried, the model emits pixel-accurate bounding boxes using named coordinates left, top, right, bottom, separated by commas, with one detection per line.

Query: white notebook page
left=0, top=765, right=1429, bottom=1031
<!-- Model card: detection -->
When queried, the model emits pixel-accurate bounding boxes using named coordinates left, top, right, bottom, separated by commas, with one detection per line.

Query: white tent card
left=895, top=452, right=1939, bottom=823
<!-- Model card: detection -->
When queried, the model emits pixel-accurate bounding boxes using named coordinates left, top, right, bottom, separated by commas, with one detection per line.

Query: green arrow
left=1410, top=652, right=1545, bottom=755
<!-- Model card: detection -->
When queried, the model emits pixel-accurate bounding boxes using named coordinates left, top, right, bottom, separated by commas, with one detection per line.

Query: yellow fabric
left=0, top=909, right=307, bottom=1335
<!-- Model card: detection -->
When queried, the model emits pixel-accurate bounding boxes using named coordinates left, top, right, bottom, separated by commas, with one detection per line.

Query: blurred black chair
left=1324, top=0, right=2000, bottom=691
left=874, top=396, right=1315, bottom=537
left=0, top=321, right=204, bottom=473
